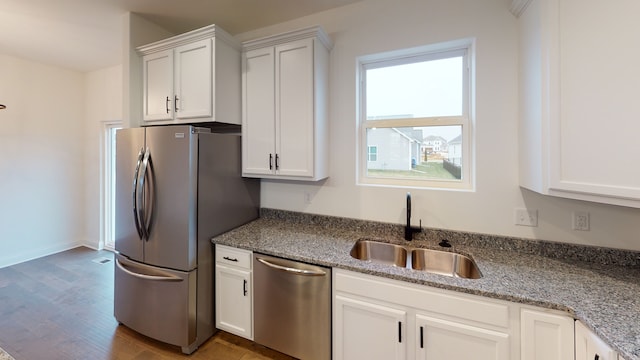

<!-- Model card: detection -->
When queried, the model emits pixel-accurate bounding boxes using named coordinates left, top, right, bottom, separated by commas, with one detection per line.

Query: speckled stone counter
left=0, top=347, right=14, bottom=360
left=212, top=209, right=640, bottom=360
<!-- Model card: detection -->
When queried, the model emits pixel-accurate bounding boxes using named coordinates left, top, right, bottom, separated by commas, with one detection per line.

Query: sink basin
left=350, top=240, right=407, bottom=267
left=349, top=239, right=482, bottom=279
left=411, top=248, right=482, bottom=279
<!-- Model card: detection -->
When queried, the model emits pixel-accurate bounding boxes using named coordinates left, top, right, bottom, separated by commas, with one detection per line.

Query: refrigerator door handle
left=132, top=148, right=145, bottom=240
left=143, top=149, right=155, bottom=240
left=116, top=258, right=183, bottom=282
left=137, top=147, right=151, bottom=240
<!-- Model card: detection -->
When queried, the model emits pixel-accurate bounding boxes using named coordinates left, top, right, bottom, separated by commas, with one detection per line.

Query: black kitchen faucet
left=405, top=192, right=422, bottom=240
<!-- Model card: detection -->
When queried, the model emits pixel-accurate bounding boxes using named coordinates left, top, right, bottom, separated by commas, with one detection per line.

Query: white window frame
left=101, top=121, right=122, bottom=250
left=357, top=38, right=475, bottom=190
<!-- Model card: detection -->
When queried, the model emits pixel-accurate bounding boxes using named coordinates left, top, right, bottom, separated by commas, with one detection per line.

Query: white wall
left=122, top=13, right=174, bottom=129
left=0, top=54, right=85, bottom=267
left=237, top=0, right=640, bottom=251
left=83, top=65, right=123, bottom=249
left=72, top=12, right=172, bottom=251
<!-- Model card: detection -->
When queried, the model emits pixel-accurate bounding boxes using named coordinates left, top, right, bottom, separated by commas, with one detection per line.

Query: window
left=358, top=39, right=474, bottom=189
left=367, top=145, right=378, bottom=162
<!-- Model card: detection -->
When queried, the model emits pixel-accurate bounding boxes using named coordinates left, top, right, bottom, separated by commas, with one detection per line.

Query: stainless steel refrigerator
left=114, top=125, right=259, bottom=354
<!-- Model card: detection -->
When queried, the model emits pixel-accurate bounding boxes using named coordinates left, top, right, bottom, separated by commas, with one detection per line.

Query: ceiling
left=0, top=0, right=361, bottom=72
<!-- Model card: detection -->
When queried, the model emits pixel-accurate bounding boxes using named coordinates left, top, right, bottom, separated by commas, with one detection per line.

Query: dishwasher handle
left=256, top=257, right=327, bottom=276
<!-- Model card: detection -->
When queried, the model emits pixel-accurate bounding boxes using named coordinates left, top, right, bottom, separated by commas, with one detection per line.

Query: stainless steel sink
left=350, top=240, right=407, bottom=267
left=349, top=239, right=482, bottom=279
left=411, top=248, right=482, bottom=279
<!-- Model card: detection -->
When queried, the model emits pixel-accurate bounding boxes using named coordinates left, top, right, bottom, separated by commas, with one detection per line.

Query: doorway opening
left=103, top=122, right=121, bottom=250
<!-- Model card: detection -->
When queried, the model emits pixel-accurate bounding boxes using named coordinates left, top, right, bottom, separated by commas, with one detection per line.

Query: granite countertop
left=212, top=209, right=640, bottom=360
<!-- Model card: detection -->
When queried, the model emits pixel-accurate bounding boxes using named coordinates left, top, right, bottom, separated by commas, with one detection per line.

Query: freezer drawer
left=114, top=254, right=197, bottom=349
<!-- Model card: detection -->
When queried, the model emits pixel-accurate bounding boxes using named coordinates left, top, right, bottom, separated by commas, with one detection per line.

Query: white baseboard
left=0, top=241, right=82, bottom=269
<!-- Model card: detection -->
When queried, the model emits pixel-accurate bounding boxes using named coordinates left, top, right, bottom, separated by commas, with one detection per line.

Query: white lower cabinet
left=214, top=245, right=253, bottom=340
left=416, top=314, right=510, bottom=360
left=520, top=308, right=574, bottom=360
left=333, top=269, right=514, bottom=360
left=575, top=320, right=618, bottom=360
left=334, top=295, right=407, bottom=360
left=210, top=252, right=625, bottom=360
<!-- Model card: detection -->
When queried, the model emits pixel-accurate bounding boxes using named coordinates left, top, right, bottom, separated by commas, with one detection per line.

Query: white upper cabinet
left=242, top=26, right=331, bottom=181
left=138, top=25, right=241, bottom=125
left=517, top=0, right=640, bottom=207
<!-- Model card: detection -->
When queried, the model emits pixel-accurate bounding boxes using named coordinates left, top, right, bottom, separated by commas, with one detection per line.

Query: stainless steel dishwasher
left=253, top=253, right=331, bottom=360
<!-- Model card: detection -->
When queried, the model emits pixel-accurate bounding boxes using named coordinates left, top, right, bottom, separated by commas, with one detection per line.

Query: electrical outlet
left=515, top=208, right=538, bottom=227
left=303, top=192, right=312, bottom=205
left=572, top=211, right=590, bottom=231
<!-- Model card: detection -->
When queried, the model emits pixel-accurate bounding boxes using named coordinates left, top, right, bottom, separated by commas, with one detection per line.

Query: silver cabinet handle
left=256, top=257, right=326, bottom=276
left=116, top=259, right=182, bottom=282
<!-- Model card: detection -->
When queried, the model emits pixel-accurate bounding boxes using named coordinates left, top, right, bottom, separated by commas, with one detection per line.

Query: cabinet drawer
left=215, top=244, right=252, bottom=269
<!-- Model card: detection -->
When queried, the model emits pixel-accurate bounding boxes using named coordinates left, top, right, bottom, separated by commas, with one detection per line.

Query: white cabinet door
left=174, top=39, right=212, bottom=120
left=518, top=0, right=640, bottom=207
left=275, top=38, right=315, bottom=178
left=334, top=294, right=407, bottom=360
left=143, top=49, right=173, bottom=122
left=521, top=308, right=574, bottom=360
left=416, top=314, right=509, bottom=360
left=550, top=0, right=640, bottom=203
left=215, top=264, right=252, bottom=340
left=242, top=47, right=276, bottom=176
left=575, top=321, right=617, bottom=360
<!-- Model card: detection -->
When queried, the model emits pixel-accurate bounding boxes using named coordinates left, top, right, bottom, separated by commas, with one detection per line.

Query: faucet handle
left=439, top=239, right=452, bottom=248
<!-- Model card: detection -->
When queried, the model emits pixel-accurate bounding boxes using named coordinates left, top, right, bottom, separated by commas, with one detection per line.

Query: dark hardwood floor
left=0, top=247, right=295, bottom=360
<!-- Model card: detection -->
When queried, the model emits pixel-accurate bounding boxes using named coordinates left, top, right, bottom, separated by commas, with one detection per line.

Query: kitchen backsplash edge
left=259, top=208, right=640, bottom=267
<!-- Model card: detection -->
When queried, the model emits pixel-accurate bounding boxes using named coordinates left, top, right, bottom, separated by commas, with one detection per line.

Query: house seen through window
left=358, top=39, right=473, bottom=189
